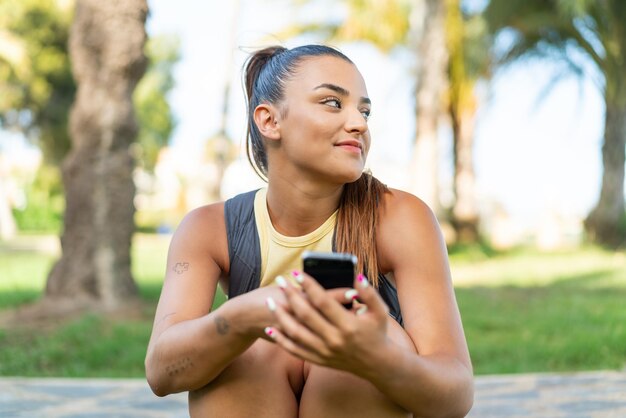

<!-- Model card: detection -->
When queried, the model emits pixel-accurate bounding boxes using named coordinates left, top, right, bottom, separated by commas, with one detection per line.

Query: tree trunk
left=45, top=0, right=148, bottom=310
left=410, top=0, right=448, bottom=214
left=584, top=94, right=626, bottom=248
left=451, top=105, right=479, bottom=242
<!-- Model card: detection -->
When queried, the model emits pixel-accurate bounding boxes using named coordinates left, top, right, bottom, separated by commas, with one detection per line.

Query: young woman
left=145, top=44, right=473, bottom=417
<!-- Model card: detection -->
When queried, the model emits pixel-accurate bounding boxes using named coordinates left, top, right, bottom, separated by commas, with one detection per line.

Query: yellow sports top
left=254, top=188, right=337, bottom=287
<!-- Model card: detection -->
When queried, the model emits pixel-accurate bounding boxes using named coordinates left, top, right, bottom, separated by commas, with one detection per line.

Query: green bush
left=12, top=165, right=64, bottom=233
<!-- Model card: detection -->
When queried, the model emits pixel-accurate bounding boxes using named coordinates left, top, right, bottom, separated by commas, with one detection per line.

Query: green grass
left=0, top=315, right=153, bottom=377
left=0, top=251, right=54, bottom=308
left=0, top=234, right=226, bottom=377
left=1, top=235, right=625, bottom=377
left=451, top=246, right=626, bottom=374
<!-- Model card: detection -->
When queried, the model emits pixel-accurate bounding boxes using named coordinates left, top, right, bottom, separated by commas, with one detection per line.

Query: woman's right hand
left=231, top=282, right=290, bottom=339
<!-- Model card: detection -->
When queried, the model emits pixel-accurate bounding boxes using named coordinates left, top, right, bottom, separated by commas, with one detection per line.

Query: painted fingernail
left=264, top=326, right=276, bottom=339
left=292, top=270, right=304, bottom=284
left=275, top=275, right=288, bottom=289
left=344, top=289, right=359, bottom=301
left=266, top=297, right=277, bottom=312
left=356, top=305, right=368, bottom=315
left=357, top=274, right=369, bottom=289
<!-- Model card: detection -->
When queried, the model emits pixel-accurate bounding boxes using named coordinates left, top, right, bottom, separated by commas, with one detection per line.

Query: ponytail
left=335, top=172, right=389, bottom=287
left=243, top=46, right=287, bottom=179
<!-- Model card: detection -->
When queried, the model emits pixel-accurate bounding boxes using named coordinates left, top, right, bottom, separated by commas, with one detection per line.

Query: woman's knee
left=299, top=365, right=410, bottom=418
left=189, top=339, right=303, bottom=417
left=298, top=318, right=414, bottom=418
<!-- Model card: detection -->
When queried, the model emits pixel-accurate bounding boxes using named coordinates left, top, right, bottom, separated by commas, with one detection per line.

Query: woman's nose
left=344, top=107, right=368, bottom=134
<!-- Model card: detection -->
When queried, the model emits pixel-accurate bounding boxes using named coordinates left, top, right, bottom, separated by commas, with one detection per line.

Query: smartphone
left=302, top=251, right=357, bottom=290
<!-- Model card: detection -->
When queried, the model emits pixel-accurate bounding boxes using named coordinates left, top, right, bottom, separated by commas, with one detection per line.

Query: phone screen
left=302, top=251, right=356, bottom=289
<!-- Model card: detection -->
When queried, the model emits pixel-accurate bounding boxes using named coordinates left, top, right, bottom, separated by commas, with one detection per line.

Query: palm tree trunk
left=584, top=92, right=626, bottom=247
left=45, top=0, right=148, bottom=310
left=451, top=106, right=479, bottom=242
left=410, top=0, right=448, bottom=213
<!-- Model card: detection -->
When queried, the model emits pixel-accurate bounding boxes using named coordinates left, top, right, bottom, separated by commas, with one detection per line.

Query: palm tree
left=446, top=0, right=491, bottom=242
left=484, top=0, right=626, bottom=247
left=204, top=0, right=240, bottom=202
left=411, top=0, right=449, bottom=216
left=45, top=0, right=148, bottom=311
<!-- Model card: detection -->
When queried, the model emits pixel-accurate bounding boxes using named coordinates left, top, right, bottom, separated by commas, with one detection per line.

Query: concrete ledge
left=1, top=371, right=625, bottom=417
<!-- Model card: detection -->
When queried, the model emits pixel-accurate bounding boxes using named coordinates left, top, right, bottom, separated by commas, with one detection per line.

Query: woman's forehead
left=288, top=55, right=368, bottom=95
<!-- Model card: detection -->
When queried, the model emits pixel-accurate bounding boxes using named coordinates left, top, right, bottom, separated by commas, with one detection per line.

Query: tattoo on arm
left=165, top=357, right=194, bottom=377
left=173, top=262, right=190, bottom=274
left=214, top=315, right=230, bottom=335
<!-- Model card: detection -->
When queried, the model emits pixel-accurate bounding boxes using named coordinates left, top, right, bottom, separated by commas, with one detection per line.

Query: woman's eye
left=322, top=98, right=341, bottom=108
left=361, top=109, right=371, bottom=120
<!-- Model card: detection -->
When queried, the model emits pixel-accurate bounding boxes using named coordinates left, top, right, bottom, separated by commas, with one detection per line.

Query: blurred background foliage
left=0, top=0, right=74, bottom=165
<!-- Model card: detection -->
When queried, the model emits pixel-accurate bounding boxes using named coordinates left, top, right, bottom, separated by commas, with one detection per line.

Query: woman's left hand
left=265, top=272, right=390, bottom=373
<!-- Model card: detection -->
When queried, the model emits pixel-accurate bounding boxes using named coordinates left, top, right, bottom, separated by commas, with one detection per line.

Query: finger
left=272, top=299, right=329, bottom=354
left=295, top=271, right=355, bottom=327
left=264, top=326, right=326, bottom=364
left=352, top=274, right=389, bottom=319
left=281, top=277, right=339, bottom=338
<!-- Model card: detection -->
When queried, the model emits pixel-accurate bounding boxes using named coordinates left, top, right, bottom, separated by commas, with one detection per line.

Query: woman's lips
left=335, top=140, right=363, bottom=154
left=336, top=144, right=362, bottom=153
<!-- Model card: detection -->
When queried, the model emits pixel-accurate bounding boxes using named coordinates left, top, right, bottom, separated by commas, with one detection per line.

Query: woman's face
left=269, top=55, right=372, bottom=185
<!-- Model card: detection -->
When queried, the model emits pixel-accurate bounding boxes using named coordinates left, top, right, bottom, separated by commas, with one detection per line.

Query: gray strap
left=224, top=189, right=261, bottom=299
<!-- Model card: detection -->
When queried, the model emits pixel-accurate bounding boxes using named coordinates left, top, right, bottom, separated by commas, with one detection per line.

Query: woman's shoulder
left=169, top=201, right=228, bottom=269
left=379, top=188, right=437, bottom=226
left=179, top=201, right=226, bottom=231
left=377, top=188, right=443, bottom=249
left=376, top=188, right=447, bottom=273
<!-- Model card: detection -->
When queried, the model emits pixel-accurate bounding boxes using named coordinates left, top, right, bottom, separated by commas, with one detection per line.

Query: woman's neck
left=265, top=175, right=343, bottom=237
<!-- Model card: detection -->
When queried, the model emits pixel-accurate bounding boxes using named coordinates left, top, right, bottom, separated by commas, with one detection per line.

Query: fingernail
left=264, top=326, right=276, bottom=339
left=357, top=274, right=369, bottom=289
left=344, top=289, right=359, bottom=301
left=356, top=305, right=368, bottom=315
left=292, top=270, right=304, bottom=284
left=266, top=297, right=277, bottom=312
left=275, top=275, right=288, bottom=289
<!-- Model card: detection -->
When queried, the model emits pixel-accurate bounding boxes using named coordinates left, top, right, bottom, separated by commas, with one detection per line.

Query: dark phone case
left=302, top=251, right=356, bottom=289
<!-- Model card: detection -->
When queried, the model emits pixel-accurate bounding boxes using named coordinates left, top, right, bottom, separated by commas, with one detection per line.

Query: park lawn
left=0, top=235, right=625, bottom=377
left=450, top=246, right=626, bottom=374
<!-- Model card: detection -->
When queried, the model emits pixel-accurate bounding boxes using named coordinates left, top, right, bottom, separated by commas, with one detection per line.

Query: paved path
left=0, top=371, right=624, bottom=417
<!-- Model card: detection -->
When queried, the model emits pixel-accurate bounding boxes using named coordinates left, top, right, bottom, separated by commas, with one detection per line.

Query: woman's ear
left=253, top=104, right=281, bottom=141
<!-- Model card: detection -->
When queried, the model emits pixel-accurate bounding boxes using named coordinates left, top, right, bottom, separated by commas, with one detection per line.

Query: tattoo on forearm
left=214, top=315, right=230, bottom=335
left=165, top=357, right=194, bottom=377
left=173, top=262, right=190, bottom=274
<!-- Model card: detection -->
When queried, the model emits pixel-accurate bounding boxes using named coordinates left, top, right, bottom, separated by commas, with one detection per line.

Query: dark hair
left=243, top=45, right=388, bottom=286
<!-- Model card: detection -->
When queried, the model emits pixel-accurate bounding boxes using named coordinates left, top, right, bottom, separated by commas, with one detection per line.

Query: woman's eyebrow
left=314, top=83, right=371, bottom=105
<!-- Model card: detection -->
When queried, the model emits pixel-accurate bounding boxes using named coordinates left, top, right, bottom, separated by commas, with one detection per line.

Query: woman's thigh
left=188, top=338, right=304, bottom=418
left=299, top=318, right=415, bottom=418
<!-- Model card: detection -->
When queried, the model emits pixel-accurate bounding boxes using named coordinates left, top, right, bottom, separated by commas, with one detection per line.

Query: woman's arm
left=267, top=189, right=473, bottom=417
left=364, top=188, right=474, bottom=416
left=144, top=203, right=284, bottom=396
